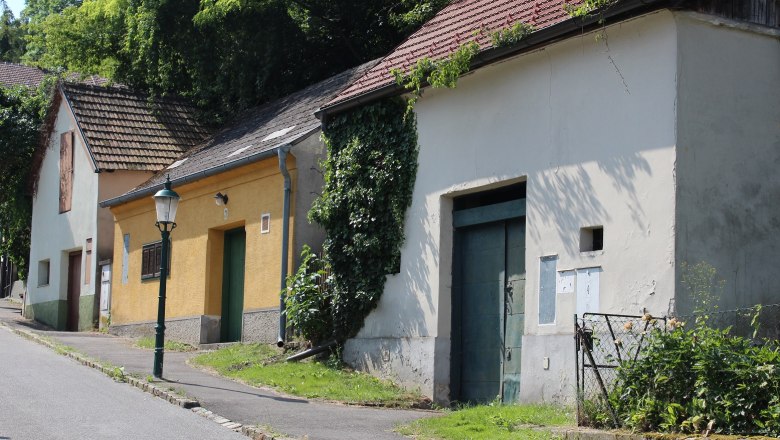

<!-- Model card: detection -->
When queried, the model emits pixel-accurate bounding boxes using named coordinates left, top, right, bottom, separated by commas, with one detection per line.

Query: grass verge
left=136, top=336, right=196, bottom=352
left=396, top=403, right=573, bottom=440
left=192, top=343, right=424, bottom=407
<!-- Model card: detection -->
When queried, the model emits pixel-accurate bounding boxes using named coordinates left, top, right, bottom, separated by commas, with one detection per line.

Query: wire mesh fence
left=575, top=304, right=780, bottom=427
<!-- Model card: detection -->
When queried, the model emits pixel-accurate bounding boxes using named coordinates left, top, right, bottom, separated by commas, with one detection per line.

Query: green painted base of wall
left=24, top=300, right=67, bottom=330
left=79, top=295, right=96, bottom=331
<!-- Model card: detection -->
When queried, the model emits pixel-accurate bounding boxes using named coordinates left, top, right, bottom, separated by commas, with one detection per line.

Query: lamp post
left=152, top=176, right=179, bottom=378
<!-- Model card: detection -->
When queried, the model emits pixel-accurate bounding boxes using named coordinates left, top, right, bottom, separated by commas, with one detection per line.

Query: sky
left=5, top=0, right=24, bottom=17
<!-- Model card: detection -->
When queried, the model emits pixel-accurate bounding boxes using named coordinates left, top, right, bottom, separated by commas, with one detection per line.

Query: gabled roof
left=101, top=60, right=377, bottom=207
left=0, top=62, right=45, bottom=88
left=61, top=82, right=211, bottom=171
left=323, top=0, right=667, bottom=113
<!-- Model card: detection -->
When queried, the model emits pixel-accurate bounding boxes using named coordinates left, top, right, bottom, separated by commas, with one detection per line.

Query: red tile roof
left=326, top=0, right=572, bottom=107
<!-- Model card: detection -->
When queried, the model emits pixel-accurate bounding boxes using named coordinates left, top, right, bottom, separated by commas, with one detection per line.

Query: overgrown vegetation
left=491, top=22, right=535, bottom=48
left=397, top=403, right=572, bottom=440
left=1, top=0, right=450, bottom=122
left=192, top=343, right=422, bottom=406
left=0, top=78, right=54, bottom=278
left=594, top=263, right=780, bottom=436
left=135, top=336, right=196, bottom=352
left=308, top=98, right=418, bottom=342
left=283, top=245, right=333, bottom=344
left=564, top=0, right=619, bottom=19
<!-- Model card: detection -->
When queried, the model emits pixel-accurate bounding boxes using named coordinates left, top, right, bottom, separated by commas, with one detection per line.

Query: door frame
left=220, top=227, right=246, bottom=342
left=66, top=251, right=82, bottom=331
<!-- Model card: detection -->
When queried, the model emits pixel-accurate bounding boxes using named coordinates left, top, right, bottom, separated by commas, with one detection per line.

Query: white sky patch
left=227, top=145, right=253, bottom=158
left=167, top=158, right=187, bottom=169
left=261, top=126, right=296, bottom=142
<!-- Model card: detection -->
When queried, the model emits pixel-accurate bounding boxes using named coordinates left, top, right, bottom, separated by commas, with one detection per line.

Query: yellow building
left=100, top=64, right=372, bottom=344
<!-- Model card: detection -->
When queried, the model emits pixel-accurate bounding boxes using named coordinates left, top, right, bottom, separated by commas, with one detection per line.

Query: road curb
left=1, top=323, right=281, bottom=440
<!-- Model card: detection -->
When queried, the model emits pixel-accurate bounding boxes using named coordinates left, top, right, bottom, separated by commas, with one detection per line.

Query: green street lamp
left=152, top=176, right=179, bottom=378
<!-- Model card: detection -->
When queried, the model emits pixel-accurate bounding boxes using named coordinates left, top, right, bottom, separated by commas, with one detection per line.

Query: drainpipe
left=277, top=145, right=292, bottom=347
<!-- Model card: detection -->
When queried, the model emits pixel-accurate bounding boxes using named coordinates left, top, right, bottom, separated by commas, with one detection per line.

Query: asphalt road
left=0, top=325, right=246, bottom=440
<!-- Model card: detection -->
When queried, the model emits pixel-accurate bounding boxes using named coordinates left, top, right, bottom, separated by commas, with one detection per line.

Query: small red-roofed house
left=320, top=0, right=780, bottom=404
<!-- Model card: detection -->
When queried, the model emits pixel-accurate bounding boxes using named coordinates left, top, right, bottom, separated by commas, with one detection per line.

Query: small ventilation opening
left=580, top=226, right=604, bottom=252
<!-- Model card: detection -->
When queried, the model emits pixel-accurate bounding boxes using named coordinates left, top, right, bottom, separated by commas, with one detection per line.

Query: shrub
left=610, top=315, right=780, bottom=436
left=284, top=245, right=333, bottom=344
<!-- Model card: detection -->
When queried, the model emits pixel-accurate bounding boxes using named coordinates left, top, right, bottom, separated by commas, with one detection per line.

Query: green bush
left=610, top=318, right=780, bottom=435
left=284, top=245, right=334, bottom=344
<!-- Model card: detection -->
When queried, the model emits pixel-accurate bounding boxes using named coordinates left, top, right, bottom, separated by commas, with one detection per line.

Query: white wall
left=674, top=13, right=780, bottom=313
left=345, top=11, right=679, bottom=402
left=28, top=94, right=99, bottom=310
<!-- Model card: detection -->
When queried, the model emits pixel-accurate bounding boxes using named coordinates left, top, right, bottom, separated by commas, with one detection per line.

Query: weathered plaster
left=674, top=12, right=780, bottom=313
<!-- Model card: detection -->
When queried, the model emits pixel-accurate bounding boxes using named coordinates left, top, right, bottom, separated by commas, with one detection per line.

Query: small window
left=38, top=260, right=50, bottom=287
left=141, top=240, right=171, bottom=280
left=580, top=226, right=604, bottom=252
left=261, top=213, right=271, bottom=234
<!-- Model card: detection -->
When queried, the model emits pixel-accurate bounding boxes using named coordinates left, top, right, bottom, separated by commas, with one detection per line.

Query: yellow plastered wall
left=110, top=157, right=297, bottom=325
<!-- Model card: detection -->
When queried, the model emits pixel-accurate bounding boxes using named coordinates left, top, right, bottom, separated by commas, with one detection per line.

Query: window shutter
left=59, top=131, right=74, bottom=213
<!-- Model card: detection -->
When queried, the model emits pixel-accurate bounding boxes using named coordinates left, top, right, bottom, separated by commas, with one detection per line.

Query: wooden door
left=66, top=251, right=82, bottom=331
left=452, top=213, right=525, bottom=403
left=221, top=228, right=246, bottom=342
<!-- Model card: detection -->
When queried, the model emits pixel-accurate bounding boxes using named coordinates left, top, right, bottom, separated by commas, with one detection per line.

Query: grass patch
left=136, top=336, right=195, bottom=352
left=397, top=403, right=573, bottom=440
left=192, top=343, right=423, bottom=406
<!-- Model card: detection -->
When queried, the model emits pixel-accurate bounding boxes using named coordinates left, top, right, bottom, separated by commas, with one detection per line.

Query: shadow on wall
left=529, top=152, right=652, bottom=256
left=346, top=204, right=437, bottom=378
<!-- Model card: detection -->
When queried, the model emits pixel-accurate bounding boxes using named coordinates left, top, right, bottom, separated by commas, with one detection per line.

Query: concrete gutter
left=316, top=0, right=669, bottom=118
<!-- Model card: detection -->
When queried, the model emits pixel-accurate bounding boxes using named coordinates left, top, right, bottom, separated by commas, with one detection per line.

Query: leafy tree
left=0, top=78, right=53, bottom=279
left=18, top=0, right=449, bottom=121
left=0, top=0, right=25, bottom=62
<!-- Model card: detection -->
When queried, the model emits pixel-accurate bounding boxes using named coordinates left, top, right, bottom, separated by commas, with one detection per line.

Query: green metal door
left=452, top=204, right=525, bottom=403
left=502, top=217, right=525, bottom=403
left=221, top=228, right=246, bottom=342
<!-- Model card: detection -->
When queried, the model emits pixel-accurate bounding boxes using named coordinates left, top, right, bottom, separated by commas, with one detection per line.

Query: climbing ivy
left=391, top=40, right=480, bottom=111
left=309, top=98, right=418, bottom=342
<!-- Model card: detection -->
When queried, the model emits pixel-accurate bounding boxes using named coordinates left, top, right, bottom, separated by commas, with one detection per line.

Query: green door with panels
left=452, top=199, right=525, bottom=403
left=221, top=228, right=246, bottom=342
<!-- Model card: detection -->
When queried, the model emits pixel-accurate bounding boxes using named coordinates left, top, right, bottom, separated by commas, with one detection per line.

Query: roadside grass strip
left=396, top=403, right=573, bottom=440
left=136, top=336, right=196, bottom=352
left=192, top=343, right=424, bottom=406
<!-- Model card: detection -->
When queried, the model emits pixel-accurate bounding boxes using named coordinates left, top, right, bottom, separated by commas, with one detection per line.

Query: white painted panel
left=557, top=270, right=575, bottom=294
left=100, top=263, right=111, bottom=312
left=576, top=267, right=601, bottom=317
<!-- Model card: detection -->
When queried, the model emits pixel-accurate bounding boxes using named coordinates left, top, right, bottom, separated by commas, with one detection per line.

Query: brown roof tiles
left=0, top=62, right=46, bottom=88
left=61, top=82, right=211, bottom=171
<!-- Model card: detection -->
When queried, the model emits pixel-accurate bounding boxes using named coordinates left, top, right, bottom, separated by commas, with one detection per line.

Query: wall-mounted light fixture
left=214, top=192, right=228, bottom=206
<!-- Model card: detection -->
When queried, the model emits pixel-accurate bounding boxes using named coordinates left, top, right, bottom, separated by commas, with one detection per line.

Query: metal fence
left=575, top=312, right=666, bottom=426
left=575, top=304, right=780, bottom=427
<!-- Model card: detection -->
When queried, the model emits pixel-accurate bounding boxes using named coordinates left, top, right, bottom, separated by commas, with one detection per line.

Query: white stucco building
left=321, top=0, right=780, bottom=404
left=26, top=81, right=209, bottom=330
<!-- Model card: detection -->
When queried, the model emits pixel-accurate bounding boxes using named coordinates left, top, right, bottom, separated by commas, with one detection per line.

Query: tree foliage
left=0, top=0, right=25, bottom=61
left=0, top=78, right=54, bottom=278
left=18, top=0, right=449, bottom=121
